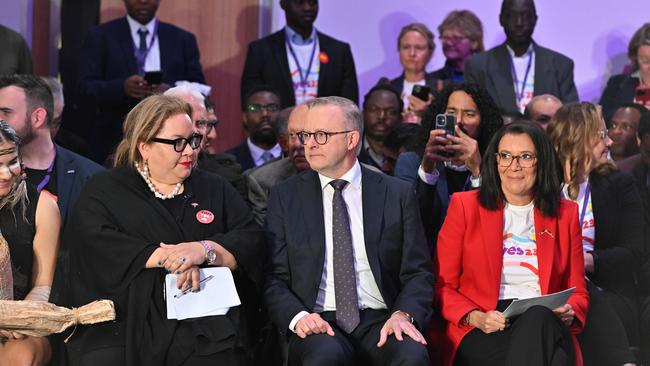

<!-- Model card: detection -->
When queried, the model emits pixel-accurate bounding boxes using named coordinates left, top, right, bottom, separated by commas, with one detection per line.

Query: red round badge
left=319, top=52, right=329, bottom=64
left=196, top=210, right=214, bottom=224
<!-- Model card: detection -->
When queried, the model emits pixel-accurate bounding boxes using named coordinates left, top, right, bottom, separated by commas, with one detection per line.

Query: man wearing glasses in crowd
left=228, top=85, right=283, bottom=171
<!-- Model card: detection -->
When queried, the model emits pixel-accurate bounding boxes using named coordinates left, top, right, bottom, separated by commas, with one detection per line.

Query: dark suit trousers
left=288, top=309, right=429, bottom=366
left=455, top=305, right=574, bottom=366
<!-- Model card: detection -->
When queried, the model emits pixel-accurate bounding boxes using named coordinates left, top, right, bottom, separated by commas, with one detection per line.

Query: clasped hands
left=294, top=311, right=427, bottom=347
left=466, top=304, right=575, bottom=334
left=421, top=127, right=481, bottom=177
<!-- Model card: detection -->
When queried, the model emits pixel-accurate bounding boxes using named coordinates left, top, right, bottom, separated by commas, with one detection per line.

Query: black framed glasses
left=150, top=133, right=203, bottom=152
left=297, top=130, right=352, bottom=145
left=496, top=152, right=537, bottom=168
left=246, top=103, right=280, bottom=113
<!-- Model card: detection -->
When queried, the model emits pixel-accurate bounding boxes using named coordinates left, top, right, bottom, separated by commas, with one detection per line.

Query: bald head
left=525, top=94, right=562, bottom=130
left=164, top=85, right=208, bottom=149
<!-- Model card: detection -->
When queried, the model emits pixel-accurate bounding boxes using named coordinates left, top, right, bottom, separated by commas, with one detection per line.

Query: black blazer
left=389, top=72, right=441, bottom=96
left=264, top=166, right=435, bottom=333
left=79, top=17, right=205, bottom=162
left=465, top=42, right=579, bottom=114
left=226, top=141, right=255, bottom=172
left=241, top=29, right=359, bottom=108
left=589, top=171, right=645, bottom=298
left=599, top=73, right=640, bottom=122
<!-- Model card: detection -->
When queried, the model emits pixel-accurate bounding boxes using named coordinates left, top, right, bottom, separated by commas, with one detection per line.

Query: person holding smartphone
left=394, top=83, right=503, bottom=250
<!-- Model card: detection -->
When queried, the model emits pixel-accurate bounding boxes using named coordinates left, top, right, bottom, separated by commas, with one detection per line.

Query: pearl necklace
left=134, top=162, right=182, bottom=200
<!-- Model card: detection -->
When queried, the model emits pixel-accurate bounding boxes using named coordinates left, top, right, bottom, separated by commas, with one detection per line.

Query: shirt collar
left=247, top=138, right=281, bottom=161
left=506, top=42, right=534, bottom=58
left=285, top=25, right=317, bottom=46
left=126, top=14, right=157, bottom=36
left=318, top=160, right=362, bottom=191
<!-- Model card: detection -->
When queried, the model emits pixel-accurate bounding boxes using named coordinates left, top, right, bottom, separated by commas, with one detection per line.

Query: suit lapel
left=157, top=22, right=171, bottom=80
left=271, top=31, right=294, bottom=101
left=534, top=208, right=558, bottom=294
left=298, top=171, right=327, bottom=271
left=533, top=44, right=552, bottom=96
left=361, top=168, right=384, bottom=290
left=54, top=145, right=75, bottom=221
left=317, top=32, right=329, bottom=97
left=492, top=45, right=518, bottom=112
left=118, top=17, right=138, bottom=75
left=478, top=203, right=504, bottom=293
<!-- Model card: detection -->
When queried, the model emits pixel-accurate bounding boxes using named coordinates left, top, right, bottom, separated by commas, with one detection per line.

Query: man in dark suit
left=228, top=86, right=284, bottom=171
left=241, top=0, right=358, bottom=109
left=464, top=0, right=578, bottom=115
left=78, top=0, right=204, bottom=163
left=359, top=85, right=402, bottom=175
left=265, top=96, right=434, bottom=365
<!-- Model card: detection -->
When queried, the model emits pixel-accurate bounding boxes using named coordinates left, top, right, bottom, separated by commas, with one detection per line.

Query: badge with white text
left=196, top=210, right=214, bottom=224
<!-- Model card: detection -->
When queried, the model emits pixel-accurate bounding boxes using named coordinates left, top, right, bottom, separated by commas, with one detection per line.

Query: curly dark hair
left=416, top=83, right=503, bottom=157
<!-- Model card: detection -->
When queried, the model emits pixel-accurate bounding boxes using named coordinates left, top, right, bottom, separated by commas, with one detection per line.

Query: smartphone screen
left=144, top=71, right=163, bottom=85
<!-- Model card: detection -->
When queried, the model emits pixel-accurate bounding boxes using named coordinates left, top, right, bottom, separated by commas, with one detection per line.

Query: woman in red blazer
left=431, top=122, right=589, bottom=366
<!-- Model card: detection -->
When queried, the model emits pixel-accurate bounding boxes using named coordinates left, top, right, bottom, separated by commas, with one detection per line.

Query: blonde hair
left=547, top=102, right=615, bottom=200
left=438, top=10, right=485, bottom=53
left=113, top=95, right=192, bottom=167
left=397, top=23, right=435, bottom=54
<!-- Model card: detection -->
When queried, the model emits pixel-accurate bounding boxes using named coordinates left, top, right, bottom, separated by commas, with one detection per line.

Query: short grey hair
left=275, top=106, right=294, bottom=136
left=41, top=77, right=63, bottom=106
left=524, top=94, right=562, bottom=118
left=164, top=84, right=205, bottom=103
left=305, top=96, right=363, bottom=132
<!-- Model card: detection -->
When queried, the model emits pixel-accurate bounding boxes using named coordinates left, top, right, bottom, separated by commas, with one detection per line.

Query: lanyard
left=36, top=151, right=56, bottom=192
left=286, top=35, right=318, bottom=91
left=509, top=48, right=534, bottom=103
left=133, top=20, right=159, bottom=74
left=579, top=184, right=591, bottom=225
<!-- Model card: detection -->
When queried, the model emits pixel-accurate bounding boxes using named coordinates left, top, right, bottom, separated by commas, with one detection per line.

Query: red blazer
left=429, top=191, right=589, bottom=366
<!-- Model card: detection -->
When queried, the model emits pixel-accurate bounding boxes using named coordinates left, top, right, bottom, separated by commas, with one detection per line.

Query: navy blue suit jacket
left=241, top=30, right=359, bottom=108
left=79, top=17, right=204, bottom=163
left=264, top=166, right=435, bottom=334
left=226, top=141, right=255, bottom=172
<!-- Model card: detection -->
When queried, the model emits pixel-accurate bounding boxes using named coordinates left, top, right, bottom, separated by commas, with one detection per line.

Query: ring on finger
left=178, top=256, right=186, bottom=263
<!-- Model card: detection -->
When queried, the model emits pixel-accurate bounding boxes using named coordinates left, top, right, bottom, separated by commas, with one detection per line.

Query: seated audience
left=265, top=96, right=434, bottom=365
left=431, top=121, right=588, bottom=366
left=548, top=102, right=644, bottom=366
left=431, top=10, right=485, bottom=86
left=359, top=85, right=403, bottom=174
left=600, top=23, right=650, bottom=120
left=64, top=95, right=263, bottom=366
left=388, top=23, right=437, bottom=122
left=394, top=83, right=503, bottom=248
left=617, top=111, right=650, bottom=217
left=241, top=0, right=358, bottom=108
left=228, top=86, right=283, bottom=171
left=78, top=0, right=205, bottom=163
left=608, top=103, right=648, bottom=161
left=465, top=0, right=579, bottom=115
left=524, top=93, right=563, bottom=130
left=0, top=120, right=60, bottom=366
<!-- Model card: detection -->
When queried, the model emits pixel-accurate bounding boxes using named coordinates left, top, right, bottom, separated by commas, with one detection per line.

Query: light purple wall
left=270, top=0, right=649, bottom=103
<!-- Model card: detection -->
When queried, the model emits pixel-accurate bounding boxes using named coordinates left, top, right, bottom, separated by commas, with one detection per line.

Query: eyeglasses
left=439, top=35, right=468, bottom=43
left=297, top=130, right=352, bottom=145
left=246, top=103, right=280, bottom=113
left=196, top=119, right=219, bottom=133
left=150, top=133, right=203, bottom=152
left=366, top=106, right=400, bottom=118
left=496, top=152, right=537, bottom=168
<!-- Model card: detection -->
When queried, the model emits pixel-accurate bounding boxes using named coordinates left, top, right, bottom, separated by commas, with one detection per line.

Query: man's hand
left=377, top=311, right=426, bottom=347
left=294, top=313, right=335, bottom=339
left=124, top=75, right=149, bottom=99
left=467, top=310, right=507, bottom=334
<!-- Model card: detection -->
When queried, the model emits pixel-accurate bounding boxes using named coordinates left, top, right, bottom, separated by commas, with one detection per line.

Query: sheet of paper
left=502, top=287, right=575, bottom=318
left=165, top=267, right=240, bottom=320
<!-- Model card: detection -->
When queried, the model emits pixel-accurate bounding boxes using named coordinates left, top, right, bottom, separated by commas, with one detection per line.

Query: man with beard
left=0, top=75, right=103, bottom=224
left=241, top=0, right=358, bottom=108
left=228, top=86, right=283, bottom=171
left=465, top=0, right=578, bottom=115
left=359, top=85, right=402, bottom=175
left=608, top=103, right=647, bottom=161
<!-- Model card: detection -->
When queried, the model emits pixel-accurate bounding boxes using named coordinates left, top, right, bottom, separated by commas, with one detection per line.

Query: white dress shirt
left=289, top=161, right=387, bottom=332
left=247, top=138, right=282, bottom=167
left=126, top=14, right=161, bottom=72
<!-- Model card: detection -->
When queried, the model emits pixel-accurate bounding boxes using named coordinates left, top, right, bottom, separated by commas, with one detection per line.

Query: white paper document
left=502, top=287, right=575, bottom=318
left=165, top=267, right=240, bottom=320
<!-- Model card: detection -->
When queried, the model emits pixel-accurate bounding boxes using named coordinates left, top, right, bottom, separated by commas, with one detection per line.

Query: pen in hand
left=174, top=275, right=214, bottom=298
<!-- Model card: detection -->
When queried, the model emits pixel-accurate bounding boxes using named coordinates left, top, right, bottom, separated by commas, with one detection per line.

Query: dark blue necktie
left=330, top=179, right=360, bottom=333
left=137, top=28, right=149, bottom=74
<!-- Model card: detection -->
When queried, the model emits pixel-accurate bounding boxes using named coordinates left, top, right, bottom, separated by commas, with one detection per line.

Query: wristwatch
left=200, top=240, right=218, bottom=265
left=392, top=310, right=414, bottom=324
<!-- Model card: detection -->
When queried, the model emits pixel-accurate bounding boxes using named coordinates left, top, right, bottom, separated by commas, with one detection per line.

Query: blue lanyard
left=509, top=48, right=534, bottom=103
left=285, top=35, right=318, bottom=91
left=36, top=151, right=56, bottom=192
left=579, top=184, right=591, bottom=225
left=133, top=20, right=159, bottom=74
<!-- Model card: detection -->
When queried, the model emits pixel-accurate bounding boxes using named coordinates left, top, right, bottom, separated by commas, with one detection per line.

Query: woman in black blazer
left=549, top=102, right=645, bottom=366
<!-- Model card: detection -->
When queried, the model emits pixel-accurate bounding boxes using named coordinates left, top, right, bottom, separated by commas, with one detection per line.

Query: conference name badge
left=319, top=52, right=329, bottom=64
left=196, top=210, right=214, bottom=224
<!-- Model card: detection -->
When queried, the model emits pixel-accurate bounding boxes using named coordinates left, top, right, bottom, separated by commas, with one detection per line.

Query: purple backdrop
left=269, top=0, right=648, bottom=103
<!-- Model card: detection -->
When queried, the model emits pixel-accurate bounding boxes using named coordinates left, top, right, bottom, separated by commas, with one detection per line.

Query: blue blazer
left=79, top=17, right=205, bottom=162
left=265, top=166, right=435, bottom=334
left=226, top=141, right=255, bottom=172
